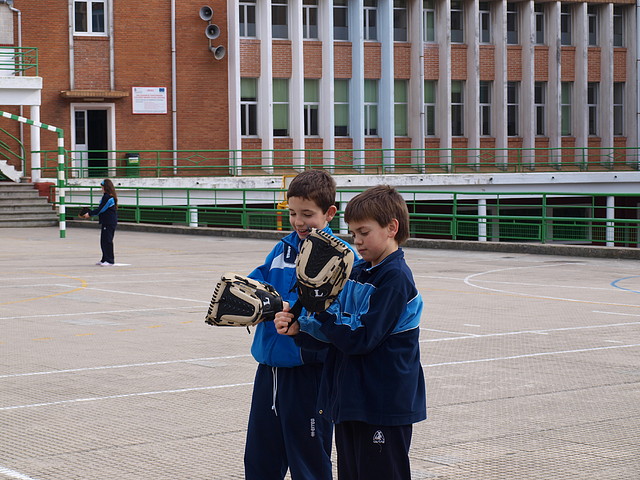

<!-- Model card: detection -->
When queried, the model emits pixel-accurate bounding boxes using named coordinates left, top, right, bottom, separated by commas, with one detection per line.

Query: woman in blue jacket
left=83, top=178, right=118, bottom=266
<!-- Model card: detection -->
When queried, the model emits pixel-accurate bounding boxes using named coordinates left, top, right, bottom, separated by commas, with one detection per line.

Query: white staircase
left=0, top=158, right=21, bottom=181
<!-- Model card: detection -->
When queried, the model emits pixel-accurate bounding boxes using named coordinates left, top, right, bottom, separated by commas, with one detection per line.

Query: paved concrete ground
left=1, top=226, right=638, bottom=480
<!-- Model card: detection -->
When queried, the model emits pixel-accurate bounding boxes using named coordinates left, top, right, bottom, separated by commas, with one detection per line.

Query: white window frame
left=534, top=81, right=546, bottom=136
left=479, top=2, right=491, bottom=44
left=364, top=79, right=379, bottom=137
left=587, top=82, right=598, bottom=136
left=240, top=78, right=258, bottom=137
left=479, top=80, right=491, bottom=136
left=74, top=1, right=107, bottom=36
left=507, top=81, right=519, bottom=137
left=364, top=0, right=378, bottom=41
left=424, top=80, right=437, bottom=136
left=304, top=79, right=320, bottom=137
left=423, top=0, right=436, bottom=43
left=303, top=0, right=319, bottom=40
left=394, top=0, right=408, bottom=42
left=239, top=0, right=257, bottom=38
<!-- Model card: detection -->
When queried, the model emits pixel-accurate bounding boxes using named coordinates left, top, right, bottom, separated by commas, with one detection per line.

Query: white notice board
left=132, top=87, right=167, bottom=114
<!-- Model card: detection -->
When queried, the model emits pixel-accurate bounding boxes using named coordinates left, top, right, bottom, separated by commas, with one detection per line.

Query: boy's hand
left=275, top=302, right=299, bottom=335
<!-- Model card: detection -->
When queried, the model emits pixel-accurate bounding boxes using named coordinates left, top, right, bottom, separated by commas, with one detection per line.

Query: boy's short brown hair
left=287, top=170, right=336, bottom=213
left=344, top=185, right=410, bottom=245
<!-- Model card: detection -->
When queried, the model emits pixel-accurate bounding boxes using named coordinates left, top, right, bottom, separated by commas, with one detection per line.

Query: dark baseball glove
left=205, top=272, right=283, bottom=328
left=293, top=228, right=355, bottom=313
left=78, top=207, right=90, bottom=217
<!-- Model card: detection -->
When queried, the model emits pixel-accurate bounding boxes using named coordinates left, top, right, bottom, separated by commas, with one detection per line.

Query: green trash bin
left=125, top=153, right=140, bottom=177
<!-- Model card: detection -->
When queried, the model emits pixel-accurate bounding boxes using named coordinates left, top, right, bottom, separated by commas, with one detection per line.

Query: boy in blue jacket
left=245, top=170, right=352, bottom=480
left=275, top=185, right=426, bottom=480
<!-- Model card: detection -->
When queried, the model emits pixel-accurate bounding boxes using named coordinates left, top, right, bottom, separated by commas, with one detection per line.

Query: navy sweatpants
left=244, top=363, right=333, bottom=480
left=100, top=224, right=116, bottom=264
left=335, top=421, right=413, bottom=480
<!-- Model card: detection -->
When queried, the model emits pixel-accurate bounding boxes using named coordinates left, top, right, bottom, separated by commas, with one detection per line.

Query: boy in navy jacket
left=82, top=178, right=118, bottom=266
left=276, top=185, right=426, bottom=480
left=245, top=170, right=355, bottom=480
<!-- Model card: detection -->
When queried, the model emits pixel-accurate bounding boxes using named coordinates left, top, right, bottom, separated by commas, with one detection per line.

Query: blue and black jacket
left=89, top=193, right=117, bottom=226
left=248, top=225, right=355, bottom=368
left=296, top=248, right=427, bottom=426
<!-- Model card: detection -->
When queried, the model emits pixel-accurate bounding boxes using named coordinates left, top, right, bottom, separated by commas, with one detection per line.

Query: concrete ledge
left=67, top=220, right=640, bottom=260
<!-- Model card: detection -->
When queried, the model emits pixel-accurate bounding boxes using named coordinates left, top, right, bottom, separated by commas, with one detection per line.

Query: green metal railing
left=0, top=47, right=38, bottom=76
left=32, top=145, right=640, bottom=179
left=60, top=185, right=640, bottom=248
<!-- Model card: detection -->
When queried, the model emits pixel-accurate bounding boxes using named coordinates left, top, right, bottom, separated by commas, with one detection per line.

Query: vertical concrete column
left=606, top=195, right=615, bottom=247
left=465, top=0, right=480, bottom=168
left=227, top=0, right=243, bottom=174
left=189, top=207, right=199, bottom=227
left=290, top=0, right=305, bottom=171
left=600, top=4, right=614, bottom=167
left=493, top=0, right=507, bottom=166
left=30, top=105, right=41, bottom=183
left=477, top=198, right=487, bottom=242
left=379, top=0, right=395, bottom=172
left=547, top=1, right=562, bottom=166
left=350, top=0, right=365, bottom=172
left=574, top=3, right=588, bottom=158
left=319, top=0, right=335, bottom=170
left=624, top=3, right=638, bottom=167
left=521, top=0, right=536, bottom=167
left=258, top=0, right=274, bottom=172
left=438, top=0, right=452, bottom=169
left=408, top=0, right=426, bottom=171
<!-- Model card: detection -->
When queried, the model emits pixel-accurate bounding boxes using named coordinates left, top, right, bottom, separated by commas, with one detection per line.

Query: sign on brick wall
left=132, top=87, right=167, bottom=115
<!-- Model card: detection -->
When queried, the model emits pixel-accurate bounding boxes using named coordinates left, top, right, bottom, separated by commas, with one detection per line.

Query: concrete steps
left=0, top=182, right=58, bottom=227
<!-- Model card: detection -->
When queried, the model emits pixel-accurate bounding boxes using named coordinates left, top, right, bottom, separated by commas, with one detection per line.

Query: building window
left=364, top=0, right=378, bottom=41
left=613, top=82, right=624, bottom=136
left=273, top=79, right=289, bottom=137
left=364, top=79, right=378, bottom=136
left=561, top=5, right=572, bottom=46
left=272, top=0, right=288, bottom=39
left=394, top=0, right=408, bottom=42
left=240, top=78, right=258, bottom=136
left=303, top=0, right=318, bottom=40
left=334, top=0, right=349, bottom=41
left=613, top=7, right=624, bottom=47
left=394, top=80, right=408, bottom=136
left=239, top=0, right=257, bottom=38
left=535, top=82, right=546, bottom=136
left=451, top=80, right=464, bottom=136
left=74, top=1, right=106, bottom=35
left=423, top=0, right=435, bottom=43
left=335, top=79, right=349, bottom=136
left=479, top=81, right=491, bottom=136
left=534, top=4, right=545, bottom=45
left=587, top=83, right=598, bottom=136
left=424, top=80, right=436, bottom=136
left=587, top=6, right=598, bottom=46
left=506, top=3, right=519, bottom=45
left=479, top=2, right=491, bottom=44
left=561, top=82, right=572, bottom=136
left=507, top=82, right=519, bottom=137
left=304, top=79, right=319, bottom=136
left=451, top=1, right=464, bottom=43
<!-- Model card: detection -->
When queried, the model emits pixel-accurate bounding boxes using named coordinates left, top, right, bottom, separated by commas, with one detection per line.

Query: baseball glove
left=294, top=228, right=355, bottom=313
left=205, top=272, right=283, bottom=328
left=78, top=207, right=90, bottom=217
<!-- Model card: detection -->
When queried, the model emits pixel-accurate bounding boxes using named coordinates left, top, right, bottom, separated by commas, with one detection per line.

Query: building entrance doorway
left=72, top=105, right=114, bottom=178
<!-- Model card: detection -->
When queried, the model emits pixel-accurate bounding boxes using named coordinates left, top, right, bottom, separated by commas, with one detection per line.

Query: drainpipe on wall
left=171, top=0, right=178, bottom=174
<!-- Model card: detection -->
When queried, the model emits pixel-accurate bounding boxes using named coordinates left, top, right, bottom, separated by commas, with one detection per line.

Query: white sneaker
left=95, top=261, right=104, bottom=265
left=99, top=262, right=114, bottom=267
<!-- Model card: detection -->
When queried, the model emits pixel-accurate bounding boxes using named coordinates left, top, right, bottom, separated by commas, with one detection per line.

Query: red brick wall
left=364, top=43, right=381, bottom=78
left=588, top=47, right=601, bottom=81
left=534, top=46, right=548, bottom=81
left=304, top=42, right=322, bottom=78
left=423, top=45, right=439, bottom=79
left=506, top=46, right=522, bottom=81
left=479, top=45, right=495, bottom=80
left=240, top=40, right=261, bottom=77
left=451, top=44, right=467, bottom=79
left=334, top=42, right=352, bottom=78
left=560, top=47, right=576, bottom=81
left=273, top=40, right=292, bottom=78
left=394, top=43, right=411, bottom=79
left=614, top=48, right=627, bottom=81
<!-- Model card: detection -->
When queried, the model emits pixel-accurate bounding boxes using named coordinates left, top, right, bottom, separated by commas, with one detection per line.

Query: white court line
left=69, top=285, right=209, bottom=303
left=0, top=382, right=254, bottom=411
left=594, top=310, right=640, bottom=318
left=420, top=320, right=640, bottom=343
left=2, top=344, right=638, bottom=412
left=0, top=466, right=41, bottom=480
left=0, top=355, right=252, bottom=379
left=0, top=305, right=199, bottom=321
left=464, top=264, right=640, bottom=307
left=424, top=343, right=640, bottom=367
